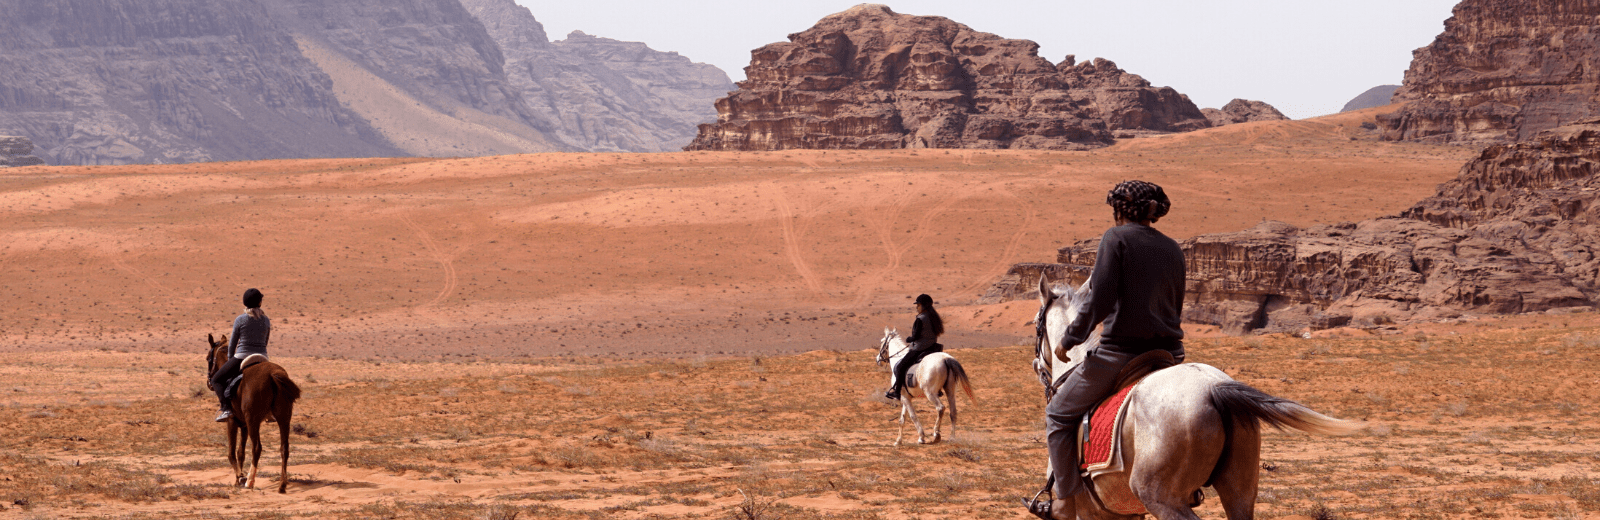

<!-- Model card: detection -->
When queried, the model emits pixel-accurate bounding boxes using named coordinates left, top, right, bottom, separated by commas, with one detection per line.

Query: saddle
left=223, top=354, right=269, bottom=400
left=1076, top=350, right=1179, bottom=515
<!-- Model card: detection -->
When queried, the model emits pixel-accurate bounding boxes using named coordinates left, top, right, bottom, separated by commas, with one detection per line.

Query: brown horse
left=205, top=333, right=301, bottom=493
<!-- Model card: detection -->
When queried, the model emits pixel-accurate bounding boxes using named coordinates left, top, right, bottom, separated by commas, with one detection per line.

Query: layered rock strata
left=0, top=136, right=44, bottom=167
left=684, top=4, right=1210, bottom=151
left=1202, top=99, right=1290, bottom=127
left=0, top=0, right=731, bottom=164
left=463, top=0, right=734, bottom=152
left=1379, top=0, right=1600, bottom=144
left=987, top=121, right=1600, bottom=333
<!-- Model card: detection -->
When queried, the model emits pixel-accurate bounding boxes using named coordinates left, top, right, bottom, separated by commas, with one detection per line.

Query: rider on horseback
left=211, top=288, right=271, bottom=422
left=885, top=294, right=943, bottom=401
left=1025, top=181, right=1187, bottom=520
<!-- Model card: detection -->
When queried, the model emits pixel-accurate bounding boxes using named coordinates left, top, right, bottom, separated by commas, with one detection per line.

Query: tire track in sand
left=845, top=182, right=966, bottom=308
left=402, top=215, right=458, bottom=308
left=761, top=183, right=825, bottom=295
left=954, top=183, right=1040, bottom=298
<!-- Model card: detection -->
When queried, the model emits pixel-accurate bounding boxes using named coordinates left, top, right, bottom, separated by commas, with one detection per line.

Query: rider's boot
left=214, top=391, right=232, bottom=422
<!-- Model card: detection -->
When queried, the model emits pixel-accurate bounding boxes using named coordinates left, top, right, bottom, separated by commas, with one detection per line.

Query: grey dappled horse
left=1034, top=275, right=1360, bottom=519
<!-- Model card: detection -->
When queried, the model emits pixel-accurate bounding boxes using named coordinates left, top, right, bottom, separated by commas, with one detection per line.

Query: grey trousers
left=1045, top=341, right=1184, bottom=497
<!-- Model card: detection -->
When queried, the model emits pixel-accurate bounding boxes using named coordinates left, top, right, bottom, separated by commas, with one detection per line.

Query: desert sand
left=4, top=107, right=1596, bottom=519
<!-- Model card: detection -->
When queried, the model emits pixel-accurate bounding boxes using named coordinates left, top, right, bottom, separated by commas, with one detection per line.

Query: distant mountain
left=1341, top=85, right=1399, bottom=113
left=0, top=0, right=731, bottom=165
left=463, top=0, right=734, bottom=152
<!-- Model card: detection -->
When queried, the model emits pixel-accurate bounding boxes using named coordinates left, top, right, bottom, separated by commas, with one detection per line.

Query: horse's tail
left=943, top=357, right=976, bottom=403
left=273, top=368, right=301, bottom=404
left=1208, top=380, right=1360, bottom=436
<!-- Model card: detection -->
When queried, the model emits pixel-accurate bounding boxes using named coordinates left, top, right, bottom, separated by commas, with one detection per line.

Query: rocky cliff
left=0, top=0, right=730, bottom=164
left=684, top=4, right=1211, bottom=151
left=1378, top=0, right=1600, bottom=144
left=462, top=0, right=734, bottom=152
left=1202, top=99, right=1289, bottom=127
left=988, top=121, right=1600, bottom=333
left=0, top=136, right=44, bottom=167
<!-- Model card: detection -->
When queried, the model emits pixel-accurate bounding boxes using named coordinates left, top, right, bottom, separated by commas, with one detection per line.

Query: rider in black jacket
left=885, top=294, right=944, bottom=400
left=1025, top=180, right=1187, bottom=520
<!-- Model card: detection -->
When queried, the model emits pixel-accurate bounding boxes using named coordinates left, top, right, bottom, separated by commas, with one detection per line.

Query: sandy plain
left=2, top=106, right=1597, bottom=519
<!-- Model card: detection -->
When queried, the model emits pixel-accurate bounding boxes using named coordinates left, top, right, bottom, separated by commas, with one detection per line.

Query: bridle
left=876, top=332, right=910, bottom=367
left=1033, top=290, right=1061, bottom=401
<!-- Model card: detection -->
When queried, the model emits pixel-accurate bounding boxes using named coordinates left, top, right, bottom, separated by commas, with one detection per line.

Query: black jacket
left=1063, top=223, right=1185, bottom=348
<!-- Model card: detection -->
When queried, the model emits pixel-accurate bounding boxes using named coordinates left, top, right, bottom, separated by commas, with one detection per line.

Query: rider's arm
left=1063, top=228, right=1122, bottom=346
left=227, top=315, right=244, bottom=357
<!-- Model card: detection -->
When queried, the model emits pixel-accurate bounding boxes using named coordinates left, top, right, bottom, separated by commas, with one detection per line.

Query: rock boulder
left=685, top=4, right=1210, bottom=151
left=1202, top=99, right=1290, bottom=127
left=0, top=135, right=44, bottom=166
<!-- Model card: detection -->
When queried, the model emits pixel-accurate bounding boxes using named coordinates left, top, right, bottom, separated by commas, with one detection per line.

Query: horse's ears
left=1038, top=274, right=1051, bottom=302
left=1075, top=275, right=1093, bottom=298
left=207, top=333, right=215, bottom=346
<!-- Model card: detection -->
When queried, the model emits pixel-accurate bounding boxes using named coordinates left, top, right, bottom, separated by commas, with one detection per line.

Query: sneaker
left=214, top=411, right=232, bottom=422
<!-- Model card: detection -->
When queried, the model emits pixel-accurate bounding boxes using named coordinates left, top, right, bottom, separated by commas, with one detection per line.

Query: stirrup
left=1021, top=496, right=1053, bottom=520
left=1022, top=472, right=1055, bottom=519
left=214, top=411, right=232, bottom=422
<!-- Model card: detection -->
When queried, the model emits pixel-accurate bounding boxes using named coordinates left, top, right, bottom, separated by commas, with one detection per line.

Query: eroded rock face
left=462, top=0, right=734, bottom=152
left=1378, top=0, right=1600, bottom=144
left=684, top=4, right=1210, bottom=151
left=0, top=0, right=732, bottom=164
left=0, top=136, right=44, bottom=167
left=1201, top=99, right=1289, bottom=127
left=990, top=121, right=1600, bottom=333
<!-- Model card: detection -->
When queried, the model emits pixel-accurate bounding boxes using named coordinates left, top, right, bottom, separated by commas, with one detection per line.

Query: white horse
left=1033, top=275, right=1360, bottom=519
left=875, top=328, right=976, bottom=446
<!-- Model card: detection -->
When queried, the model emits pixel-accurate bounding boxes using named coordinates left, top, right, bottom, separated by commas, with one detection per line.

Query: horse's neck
left=887, top=338, right=910, bottom=363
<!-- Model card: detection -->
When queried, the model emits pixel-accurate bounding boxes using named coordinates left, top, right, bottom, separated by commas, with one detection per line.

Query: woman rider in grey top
left=211, top=288, right=270, bottom=422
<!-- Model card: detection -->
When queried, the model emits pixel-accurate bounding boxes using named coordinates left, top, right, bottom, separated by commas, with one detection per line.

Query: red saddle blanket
left=1082, top=383, right=1136, bottom=469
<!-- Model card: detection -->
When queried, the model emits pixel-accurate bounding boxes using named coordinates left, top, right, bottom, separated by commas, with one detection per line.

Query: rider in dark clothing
left=885, top=294, right=944, bottom=400
left=1025, top=180, right=1187, bottom=520
left=212, top=288, right=270, bottom=422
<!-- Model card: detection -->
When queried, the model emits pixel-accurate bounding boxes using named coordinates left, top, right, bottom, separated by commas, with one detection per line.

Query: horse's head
left=205, top=333, right=228, bottom=381
left=875, top=327, right=901, bottom=366
left=1033, top=274, right=1097, bottom=396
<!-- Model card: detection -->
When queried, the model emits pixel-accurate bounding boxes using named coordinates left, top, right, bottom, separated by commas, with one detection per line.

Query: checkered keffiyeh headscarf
left=1106, top=180, right=1170, bottom=223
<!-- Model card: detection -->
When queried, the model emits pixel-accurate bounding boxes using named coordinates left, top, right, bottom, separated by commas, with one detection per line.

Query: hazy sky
left=516, top=0, right=1461, bottom=119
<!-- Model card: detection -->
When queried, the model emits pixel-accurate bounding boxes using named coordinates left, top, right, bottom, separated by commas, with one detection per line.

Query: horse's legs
left=276, top=402, right=294, bottom=494
left=1210, top=426, right=1262, bottom=520
left=1129, top=412, right=1225, bottom=520
left=923, top=385, right=945, bottom=444
left=246, top=421, right=264, bottom=489
left=894, top=398, right=915, bottom=446
left=227, top=423, right=243, bottom=486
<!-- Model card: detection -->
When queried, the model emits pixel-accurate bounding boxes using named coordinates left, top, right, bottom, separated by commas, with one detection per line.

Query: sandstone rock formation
left=684, top=4, right=1211, bottom=151
left=988, top=121, right=1600, bottom=333
left=0, top=0, right=731, bottom=164
left=1201, top=99, right=1290, bottom=127
left=0, top=136, right=44, bottom=167
left=1341, top=85, right=1399, bottom=113
left=463, top=0, right=734, bottom=152
left=1378, top=0, right=1600, bottom=144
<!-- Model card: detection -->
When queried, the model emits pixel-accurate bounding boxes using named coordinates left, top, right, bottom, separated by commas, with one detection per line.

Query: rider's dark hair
left=916, top=294, right=944, bottom=337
